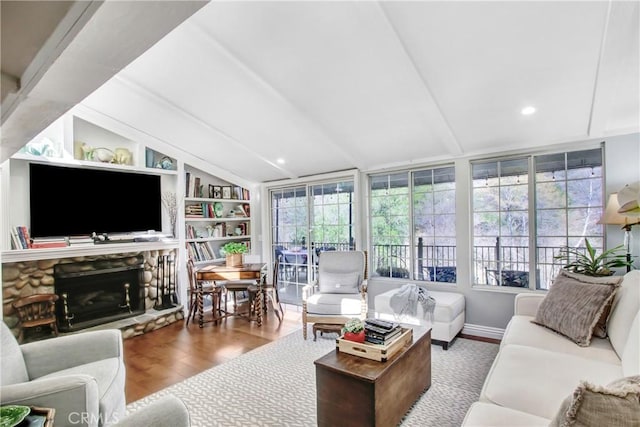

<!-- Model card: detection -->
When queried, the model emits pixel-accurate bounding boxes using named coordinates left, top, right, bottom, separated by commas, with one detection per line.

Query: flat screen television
left=29, top=163, right=162, bottom=238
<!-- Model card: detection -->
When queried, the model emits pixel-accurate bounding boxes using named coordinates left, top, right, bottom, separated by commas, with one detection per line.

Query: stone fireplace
left=2, top=248, right=183, bottom=340
left=53, top=256, right=145, bottom=332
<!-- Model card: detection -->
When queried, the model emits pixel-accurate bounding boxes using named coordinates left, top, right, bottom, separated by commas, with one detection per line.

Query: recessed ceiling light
left=521, top=106, right=536, bottom=115
left=276, top=158, right=285, bottom=165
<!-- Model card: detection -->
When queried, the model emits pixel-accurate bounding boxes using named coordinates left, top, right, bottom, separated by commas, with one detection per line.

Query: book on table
left=366, top=324, right=401, bottom=337
left=364, top=321, right=403, bottom=345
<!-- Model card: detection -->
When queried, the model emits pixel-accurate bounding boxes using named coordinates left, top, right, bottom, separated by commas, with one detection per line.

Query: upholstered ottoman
left=374, top=289, right=465, bottom=349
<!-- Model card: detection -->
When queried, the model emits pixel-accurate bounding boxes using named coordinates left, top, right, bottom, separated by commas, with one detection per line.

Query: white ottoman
left=374, top=289, right=465, bottom=350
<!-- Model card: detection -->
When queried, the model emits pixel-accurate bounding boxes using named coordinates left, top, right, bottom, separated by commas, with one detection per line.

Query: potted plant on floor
left=221, top=242, right=248, bottom=267
left=342, top=318, right=365, bottom=343
left=554, top=238, right=633, bottom=276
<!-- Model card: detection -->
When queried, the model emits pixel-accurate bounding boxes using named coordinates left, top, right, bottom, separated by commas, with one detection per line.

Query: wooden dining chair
left=260, top=259, right=284, bottom=322
left=186, top=258, right=222, bottom=325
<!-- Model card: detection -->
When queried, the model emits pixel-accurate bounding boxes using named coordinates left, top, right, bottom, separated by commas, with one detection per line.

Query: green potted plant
left=342, top=317, right=365, bottom=343
left=221, top=242, right=248, bottom=267
left=554, top=238, right=633, bottom=276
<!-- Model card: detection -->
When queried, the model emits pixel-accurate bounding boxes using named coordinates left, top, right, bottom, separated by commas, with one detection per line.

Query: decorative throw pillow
left=549, top=376, right=640, bottom=427
left=532, top=270, right=620, bottom=346
left=318, top=271, right=360, bottom=294
left=564, top=270, right=622, bottom=338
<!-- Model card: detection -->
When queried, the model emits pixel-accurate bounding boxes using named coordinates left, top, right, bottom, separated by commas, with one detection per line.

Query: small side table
left=312, top=323, right=343, bottom=341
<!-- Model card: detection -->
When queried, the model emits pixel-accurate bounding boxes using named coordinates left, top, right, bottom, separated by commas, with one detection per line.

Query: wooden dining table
left=195, top=263, right=265, bottom=328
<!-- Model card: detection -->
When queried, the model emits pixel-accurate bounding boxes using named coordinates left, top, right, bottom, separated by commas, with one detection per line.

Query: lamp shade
left=617, top=182, right=640, bottom=216
left=599, top=194, right=640, bottom=226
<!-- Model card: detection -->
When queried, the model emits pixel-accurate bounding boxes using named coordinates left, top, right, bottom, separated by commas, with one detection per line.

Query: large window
left=369, top=166, right=456, bottom=283
left=472, top=148, right=604, bottom=289
left=535, top=149, right=604, bottom=287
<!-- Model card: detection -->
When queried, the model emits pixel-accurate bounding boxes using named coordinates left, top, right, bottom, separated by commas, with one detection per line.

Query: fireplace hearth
left=54, top=256, right=145, bottom=332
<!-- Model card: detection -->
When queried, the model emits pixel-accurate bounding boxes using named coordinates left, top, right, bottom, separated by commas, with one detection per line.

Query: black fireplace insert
left=53, top=256, right=145, bottom=332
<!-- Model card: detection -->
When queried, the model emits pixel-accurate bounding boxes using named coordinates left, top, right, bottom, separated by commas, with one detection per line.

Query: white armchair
left=301, top=250, right=367, bottom=340
left=1, top=321, right=126, bottom=427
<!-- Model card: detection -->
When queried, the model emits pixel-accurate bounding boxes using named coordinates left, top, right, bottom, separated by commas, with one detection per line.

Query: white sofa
left=462, top=270, right=640, bottom=426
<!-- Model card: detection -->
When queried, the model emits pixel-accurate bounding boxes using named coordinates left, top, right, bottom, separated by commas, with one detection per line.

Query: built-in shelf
left=185, top=217, right=251, bottom=222
left=1, top=240, right=180, bottom=263
left=11, top=153, right=178, bottom=176
left=185, top=236, right=251, bottom=243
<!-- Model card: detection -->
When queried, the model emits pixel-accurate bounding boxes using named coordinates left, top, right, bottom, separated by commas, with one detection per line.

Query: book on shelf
left=9, top=227, right=22, bottom=249
left=187, top=241, right=216, bottom=262
left=20, top=226, right=32, bottom=248
left=232, top=186, right=242, bottom=200
left=31, top=241, right=68, bottom=249
left=194, top=177, right=201, bottom=197
left=12, top=226, right=31, bottom=249
left=186, top=173, right=196, bottom=198
left=185, top=204, right=204, bottom=218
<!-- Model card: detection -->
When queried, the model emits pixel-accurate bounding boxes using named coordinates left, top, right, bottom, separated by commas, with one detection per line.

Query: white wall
left=604, top=133, right=640, bottom=269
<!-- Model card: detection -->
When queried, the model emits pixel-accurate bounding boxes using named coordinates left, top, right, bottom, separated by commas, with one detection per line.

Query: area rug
left=126, top=331, right=499, bottom=426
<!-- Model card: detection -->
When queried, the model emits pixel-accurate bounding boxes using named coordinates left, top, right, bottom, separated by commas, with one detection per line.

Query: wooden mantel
left=1, top=240, right=180, bottom=263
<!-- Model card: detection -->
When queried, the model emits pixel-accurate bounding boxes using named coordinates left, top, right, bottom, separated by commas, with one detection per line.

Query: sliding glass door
left=270, top=179, right=356, bottom=305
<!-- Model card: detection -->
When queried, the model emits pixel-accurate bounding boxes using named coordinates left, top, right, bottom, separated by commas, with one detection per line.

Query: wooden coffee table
left=314, top=326, right=431, bottom=427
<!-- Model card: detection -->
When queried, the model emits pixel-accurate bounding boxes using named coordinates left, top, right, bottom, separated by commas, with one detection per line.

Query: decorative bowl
left=0, top=405, right=31, bottom=427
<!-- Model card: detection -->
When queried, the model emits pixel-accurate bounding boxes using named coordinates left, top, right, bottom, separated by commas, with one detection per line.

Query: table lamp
left=598, top=190, right=640, bottom=272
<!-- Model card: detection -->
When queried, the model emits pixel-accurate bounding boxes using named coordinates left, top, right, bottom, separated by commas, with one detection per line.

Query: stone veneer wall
left=2, top=249, right=183, bottom=339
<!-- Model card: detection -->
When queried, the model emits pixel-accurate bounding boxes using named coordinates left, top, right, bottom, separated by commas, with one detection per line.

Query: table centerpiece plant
left=342, top=317, right=365, bottom=343
left=221, top=242, right=248, bottom=267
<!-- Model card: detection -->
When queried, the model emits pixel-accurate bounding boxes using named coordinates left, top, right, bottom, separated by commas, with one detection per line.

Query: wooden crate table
left=314, top=326, right=431, bottom=427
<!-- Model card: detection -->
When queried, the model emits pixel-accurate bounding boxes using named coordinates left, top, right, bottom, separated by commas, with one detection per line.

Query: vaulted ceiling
left=3, top=1, right=639, bottom=183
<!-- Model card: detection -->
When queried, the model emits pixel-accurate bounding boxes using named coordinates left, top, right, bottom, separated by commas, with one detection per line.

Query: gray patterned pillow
left=550, top=376, right=640, bottom=427
left=532, top=270, right=620, bottom=346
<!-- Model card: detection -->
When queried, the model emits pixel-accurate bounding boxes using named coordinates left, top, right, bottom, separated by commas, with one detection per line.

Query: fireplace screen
left=54, top=257, right=144, bottom=331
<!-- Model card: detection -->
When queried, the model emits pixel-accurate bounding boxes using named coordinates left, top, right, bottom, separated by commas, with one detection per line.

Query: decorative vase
left=343, top=331, right=365, bottom=343
left=226, top=253, right=243, bottom=267
left=145, top=149, right=155, bottom=167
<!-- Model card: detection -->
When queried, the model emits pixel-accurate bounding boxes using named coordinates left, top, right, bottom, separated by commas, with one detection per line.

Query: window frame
left=470, top=146, right=605, bottom=290
left=368, top=164, right=457, bottom=284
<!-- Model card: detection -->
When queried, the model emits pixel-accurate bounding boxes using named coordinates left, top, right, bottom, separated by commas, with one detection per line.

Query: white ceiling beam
left=186, top=20, right=366, bottom=170
left=111, top=75, right=298, bottom=180
left=1, top=1, right=103, bottom=123
left=589, top=1, right=640, bottom=137
left=376, top=1, right=463, bottom=156
left=1, top=0, right=209, bottom=163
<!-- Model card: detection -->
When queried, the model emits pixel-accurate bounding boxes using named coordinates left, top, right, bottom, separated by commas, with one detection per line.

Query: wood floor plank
left=123, top=305, right=302, bottom=403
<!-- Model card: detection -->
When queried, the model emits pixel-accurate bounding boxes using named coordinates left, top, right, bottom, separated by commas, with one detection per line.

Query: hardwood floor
left=123, top=303, right=501, bottom=404
left=123, top=303, right=302, bottom=403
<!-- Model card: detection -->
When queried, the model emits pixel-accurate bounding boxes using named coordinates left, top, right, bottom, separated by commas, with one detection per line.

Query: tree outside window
left=472, top=148, right=604, bottom=289
left=370, top=166, right=456, bottom=283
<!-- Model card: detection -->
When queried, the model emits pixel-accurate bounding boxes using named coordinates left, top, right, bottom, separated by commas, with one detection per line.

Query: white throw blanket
left=389, top=283, right=436, bottom=323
